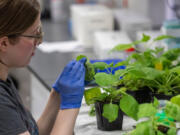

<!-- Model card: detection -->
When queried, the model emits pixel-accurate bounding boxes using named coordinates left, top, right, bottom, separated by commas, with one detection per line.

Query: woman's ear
left=0, top=36, right=9, bottom=52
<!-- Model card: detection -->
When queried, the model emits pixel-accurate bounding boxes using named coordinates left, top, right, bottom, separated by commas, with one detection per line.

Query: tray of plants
left=74, top=34, right=180, bottom=135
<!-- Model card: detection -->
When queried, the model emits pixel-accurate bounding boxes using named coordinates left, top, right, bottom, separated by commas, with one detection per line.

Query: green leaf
left=76, top=54, right=88, bottom=61
left=167, top=127, right=177, bottom=135
left=93, top=93, right=108, bottom=102
left=141, top=33, right=151, bottom=42
left=153, top=97, right=159, bottom=108
left=127, top=68, right=146, bottom=78
left=85, top=62, right=95, bottom=81
left=170, top=66, right=180, bottom=75
left=120, top=94, right=139, bottom=120
left=110, top=33, right=151, bottom=52
left=141, top=67, right=163, bottom=80
left=95, top=73, right=118, bottom=87
left=88, top=105, right=96, bottom=116
left=111, top=87, right=127, bottom=99
left=115, top=69, right=127, bottom=77
left=109, top=62, right=114, bottom=67
left=110, top=43, right=134, bottom=52
left=76, top=55, right=96, bottom=82
left=84, top=87, right=101, bottom=105
left=130, top=121, right=156, bottom=135
left=170, top=94, right=180, bottom=107
left=162, top=48, right=180, bottom=61
left=92, top=62, right=109, bottom=70
left=153, top=35, right=175, bottom=41
left=157, top=131, right=165, bottom=135
left=114, top=61, right=127, bottom=67
left=165, top=101, right=180, bottom=121
left=137, top=103, right=157, bottom=119
left=102, top=103, right=119, bottom=122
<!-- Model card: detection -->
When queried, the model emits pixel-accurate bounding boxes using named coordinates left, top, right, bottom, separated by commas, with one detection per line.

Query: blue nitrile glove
left=52, top=58, right=86, bottom=109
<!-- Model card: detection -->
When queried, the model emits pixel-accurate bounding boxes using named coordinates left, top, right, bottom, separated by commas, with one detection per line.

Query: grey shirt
left=0, top=77, right=39, bottom=135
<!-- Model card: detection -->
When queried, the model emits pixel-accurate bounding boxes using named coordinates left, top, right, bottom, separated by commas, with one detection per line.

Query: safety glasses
left=19, top=27, right=44, bottom=45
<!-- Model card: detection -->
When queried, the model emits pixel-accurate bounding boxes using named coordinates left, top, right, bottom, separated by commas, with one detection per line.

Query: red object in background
left=122, top=0, right=128, bottom=8
left=125, top=48, right=135, bottom=52
left=75, top=0, right=85, bottom=3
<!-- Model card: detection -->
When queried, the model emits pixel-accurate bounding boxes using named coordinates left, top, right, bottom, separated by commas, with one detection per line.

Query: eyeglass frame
left=19, top=33, right=44, bottom=45
left=7, top=27, right=44, bottom=45
left=19, top=27, right=44, bottom=45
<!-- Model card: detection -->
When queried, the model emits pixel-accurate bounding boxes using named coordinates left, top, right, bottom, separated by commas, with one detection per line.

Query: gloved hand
left=52, top=58, right=86, bottom=109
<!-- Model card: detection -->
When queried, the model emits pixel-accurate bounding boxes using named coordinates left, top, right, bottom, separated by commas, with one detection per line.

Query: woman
left=0, top=0, right=86, bottom=135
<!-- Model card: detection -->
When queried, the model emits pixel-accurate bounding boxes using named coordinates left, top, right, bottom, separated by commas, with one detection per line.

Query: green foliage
left=167, top=127, right=177, bottom=135
left=92, top=62, right=110, bottom=70
left=113, top=50, right=180, bottom=94
left=153, top=35, right=175, bottom=42
left=88, top=105, right=96, bottom=116
left=102, top=103, right=119, bottom=122
left=110, top=34, right=151, bottom=52
left=115, top=65, right=165, bottom=91
left=84, top=87, right=101, bottom=105
left=170, top=66, right=180, bottom=74
left=124, top=95, right=180, bottom=135
left=162, top=48, right=180, bottom=61
left=120, top=94, right=139, bottom=120
left=76, top=54, right=87, bottom=61
left=108, top=34, right=180, bottom=95
left=170, top=94, right=180, bottom=107
left=164, top=101, right=180, bottom=121
left=153, top=97, right=160, bottom=108
left=85, top=62, right=95, bottom=82
left=137, top=103, right=157, bottom=119
left=76, top=55, right=95, bottom=82
left=94, top=73, right=119, bottom=87
left=129, top=121, right=155, bottom=135
left=110, top=43, right=134, bottom=52
left=76, top=33, right=180, bottom=131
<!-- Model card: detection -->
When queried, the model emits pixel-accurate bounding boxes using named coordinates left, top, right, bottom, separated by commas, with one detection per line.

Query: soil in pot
left=152, top=93, right=173, bottom=101
left=157, top=125, right=169, bottom=134
left=95, top=101, right=123, bottom=131
left=133, top=87, right=153, bottom=104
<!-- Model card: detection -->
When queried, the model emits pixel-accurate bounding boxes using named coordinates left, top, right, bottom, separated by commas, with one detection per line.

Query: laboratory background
left=10, top=0, right=180, bottom=134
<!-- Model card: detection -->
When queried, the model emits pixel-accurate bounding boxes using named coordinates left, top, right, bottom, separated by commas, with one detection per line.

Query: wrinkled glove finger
left=79, top=57, right=87, bottom=64
left=71, top=61, right=82, bottom=77
left=62, top=60, right=76, bottom=74
left=77, top=64, right=85, bottom=81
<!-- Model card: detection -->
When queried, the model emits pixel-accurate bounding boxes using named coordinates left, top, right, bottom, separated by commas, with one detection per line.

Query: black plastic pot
left=152, top=93, right=173, bottom=101
left=157, top=125, right=169, bottom=134
left=133, top=87, right=153, bottom=104
left=95, top=101, right=123, bottom=131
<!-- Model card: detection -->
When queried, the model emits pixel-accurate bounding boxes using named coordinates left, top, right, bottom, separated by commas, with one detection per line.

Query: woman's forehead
left=24, top=14, right=41, bottom=33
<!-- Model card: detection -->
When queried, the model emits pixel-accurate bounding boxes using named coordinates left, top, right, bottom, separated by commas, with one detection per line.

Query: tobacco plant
left=76, top=34, right=180, bottom=124
left=123, top=94, right=180, bottom=135
left=110, top=34, right=180, bottom=95
left=76, top=54, right=126, bottom=122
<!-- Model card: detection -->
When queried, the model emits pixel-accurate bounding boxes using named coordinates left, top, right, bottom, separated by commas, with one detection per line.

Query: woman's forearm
left=37, top=89, right=60, bottom=135
left=50, top=109, right=79, bottom=135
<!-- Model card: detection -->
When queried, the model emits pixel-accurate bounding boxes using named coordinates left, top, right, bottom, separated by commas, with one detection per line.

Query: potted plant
left=75, top=34, right=180, bottom=131
left=114, top=62, right=180, bottom=102
left=122, top=94, right=180, bottom=135
left=76, top=55, right=127, bottom=131
left=110, top=34, right=180, bottom=102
